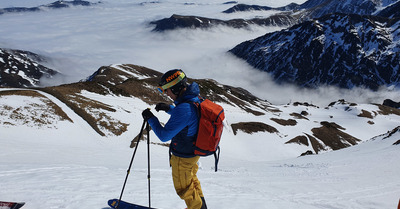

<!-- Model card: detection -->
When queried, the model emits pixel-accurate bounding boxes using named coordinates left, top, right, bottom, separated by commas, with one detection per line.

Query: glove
left=142, top=108, right=155, bottom=121
left=155, top=103, right=170, bottom=112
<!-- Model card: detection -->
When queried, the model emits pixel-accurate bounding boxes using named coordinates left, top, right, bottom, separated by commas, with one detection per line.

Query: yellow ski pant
left=170, top=155, right=204, bottom=209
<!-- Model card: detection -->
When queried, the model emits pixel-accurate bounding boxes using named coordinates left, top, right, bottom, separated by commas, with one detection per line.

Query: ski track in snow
left=35, top=89, right=100, bottom=137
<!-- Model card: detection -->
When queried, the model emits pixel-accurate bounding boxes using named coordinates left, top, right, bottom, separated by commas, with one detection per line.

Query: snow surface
left=1, top=87, right=400, bottom=209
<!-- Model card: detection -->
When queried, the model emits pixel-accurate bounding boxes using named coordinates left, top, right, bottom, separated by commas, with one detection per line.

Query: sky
left=0, top=0, right=399, bottom=106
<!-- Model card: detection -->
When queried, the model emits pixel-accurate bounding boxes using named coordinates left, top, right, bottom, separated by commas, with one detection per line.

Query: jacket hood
left=175, top=82, right=200, bottom=105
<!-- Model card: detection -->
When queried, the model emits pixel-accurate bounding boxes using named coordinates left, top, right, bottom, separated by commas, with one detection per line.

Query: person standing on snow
left=142, top=69, right=207, bottom=209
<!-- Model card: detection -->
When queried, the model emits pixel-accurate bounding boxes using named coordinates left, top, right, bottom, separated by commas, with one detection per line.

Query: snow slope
left=1, top=87, right=400, bottom=209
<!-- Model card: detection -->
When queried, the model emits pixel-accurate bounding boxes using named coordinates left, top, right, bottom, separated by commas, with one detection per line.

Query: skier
left=142, top=69, right=208, bottom=209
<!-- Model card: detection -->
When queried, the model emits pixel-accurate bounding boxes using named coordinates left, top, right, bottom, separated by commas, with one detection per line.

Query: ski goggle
left=157, top=71, right=186, bottom=94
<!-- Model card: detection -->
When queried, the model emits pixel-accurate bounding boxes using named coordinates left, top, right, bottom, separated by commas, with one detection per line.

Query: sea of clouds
left=0, top=0, right=399, bottom=106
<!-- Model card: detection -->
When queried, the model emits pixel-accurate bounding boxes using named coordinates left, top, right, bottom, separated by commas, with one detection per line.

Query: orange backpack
left=190, top=97, right=225, bottom=172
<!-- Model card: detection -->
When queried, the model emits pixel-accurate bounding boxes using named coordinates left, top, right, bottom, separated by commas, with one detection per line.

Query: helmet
left=158, top=69, right=187, bottom=95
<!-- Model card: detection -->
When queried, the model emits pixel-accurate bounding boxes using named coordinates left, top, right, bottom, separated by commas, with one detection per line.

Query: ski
left=0, top=201, right=25, bottom=209
left=398, top=198, right=400, bottom=209
left=108, top=199, right=157, bottom=209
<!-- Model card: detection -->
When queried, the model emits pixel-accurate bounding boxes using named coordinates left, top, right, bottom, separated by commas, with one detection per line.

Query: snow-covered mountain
left=0, top=48, right=58, bottom=87
left=223, top=0, right=398, bottom=19
left=150, top=13, right=297, bottom=31
left=151, top=0, right=399, bottom=31
left=1, top=64, right=400, bottom=209
left=0, top=0, right=96, bottom=15
left=2, top=64, right=400, bottom=154
left=230, top=13, right=400, bottom=90
left=221, top=0, right=400, bottom=90
left=295, top=0, right=397, bottom=19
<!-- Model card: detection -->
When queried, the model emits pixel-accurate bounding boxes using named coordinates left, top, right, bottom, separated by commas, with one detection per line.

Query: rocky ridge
left=0, top=48, right=58, bottom=88
left=229, top=13, right=400, bottom=90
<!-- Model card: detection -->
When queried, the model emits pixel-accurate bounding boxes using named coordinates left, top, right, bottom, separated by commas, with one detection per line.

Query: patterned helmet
left=158, top=69, right=187, bottom=95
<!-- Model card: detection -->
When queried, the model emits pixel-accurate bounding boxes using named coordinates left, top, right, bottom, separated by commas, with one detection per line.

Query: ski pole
left=146, top=121, right=151, bottom=208
left=117, top=119, right=147, bottom=209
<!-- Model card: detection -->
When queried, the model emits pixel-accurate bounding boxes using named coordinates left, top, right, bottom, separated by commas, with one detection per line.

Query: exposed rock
left=300, top=150, right=314, bottom=156
left=0, top=48, right=58, bottom=88
left=311, top=121, right=361, bottom=150
left=286, top=135, right=309, bottom=145
left=231, top=122, right=278, bottom=135
left=383, top=99, right=400, bottom=109
left=270, top=118, right=297, bottom=126
left=358, top=110, right=374, bottom=119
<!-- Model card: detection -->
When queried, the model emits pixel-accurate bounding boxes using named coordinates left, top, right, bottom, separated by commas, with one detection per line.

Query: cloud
left=0, top=0, right=55, bottom=8
left=0, top=0, right=398, bottom=105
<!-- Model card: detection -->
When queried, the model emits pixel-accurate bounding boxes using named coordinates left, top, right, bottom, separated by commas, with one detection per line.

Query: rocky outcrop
left=0, top=48, right=58, bottom=88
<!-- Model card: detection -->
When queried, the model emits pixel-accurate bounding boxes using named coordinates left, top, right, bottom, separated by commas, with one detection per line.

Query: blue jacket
left=148, top=82, right=201, bottom=158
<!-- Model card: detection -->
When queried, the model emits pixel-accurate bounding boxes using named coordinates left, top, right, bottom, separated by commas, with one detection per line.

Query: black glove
left=155, top=103, right=170, bottom=112
left=142, top=109, right=155, bottom=121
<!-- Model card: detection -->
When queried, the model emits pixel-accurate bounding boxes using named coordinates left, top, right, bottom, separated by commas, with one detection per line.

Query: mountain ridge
left=0, top=0, right=96, bottom=15
left=150, top=0, right=399, bottom=31
left=229, top=13, right=400, bottom=90
left=2, top=64, right=400, bottom=157
left=150, top=13, right=297, bottom=32
left=0, top=48, right=58, bottom=88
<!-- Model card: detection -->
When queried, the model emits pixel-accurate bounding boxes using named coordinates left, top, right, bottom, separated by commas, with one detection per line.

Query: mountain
left=0, top=48, right=58, bottom=88
left=40, top=64, right=273, bottom=137
left=223, top=0, right=398, bottom=19
left=222, top=3, right=300, bottom=13
left=376, top=0, right=400, bottom=18
left=2, top=64, right=400, bottom=156
left=151, top=0, right=399, bottom=31
left=229, top=13, right=400, bottom=90
left=296, top=0, right=398, bottom=19
left=0, top=0, right=96, bottom=15
left=150, top=13, right=297, bottom=32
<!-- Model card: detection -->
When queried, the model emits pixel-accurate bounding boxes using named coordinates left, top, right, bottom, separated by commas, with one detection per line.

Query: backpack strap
left=214, top=146, right=220, bottom=172
left=169, top=146, right=172, bottom=168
